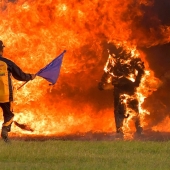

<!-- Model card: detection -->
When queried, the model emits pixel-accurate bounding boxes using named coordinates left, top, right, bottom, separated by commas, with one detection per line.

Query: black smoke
left=138, top=0, right=170, bottom=127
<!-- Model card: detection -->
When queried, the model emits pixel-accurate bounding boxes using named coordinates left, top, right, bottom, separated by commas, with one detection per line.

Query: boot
left=136, top=126, right=143, bottom=135
left=115, top=127, right=124, bottom=139
left=1, top=122, right=13, bottom=143
left=1, top=126, right=10, bottom=143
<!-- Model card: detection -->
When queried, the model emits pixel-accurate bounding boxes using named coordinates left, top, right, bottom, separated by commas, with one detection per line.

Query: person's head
left=0, top=40, right=5, bottom=54
left=107, top=42, right=132, bottom=60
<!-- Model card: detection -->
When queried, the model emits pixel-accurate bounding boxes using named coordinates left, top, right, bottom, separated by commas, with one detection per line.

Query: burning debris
left=14, top=121, right=34, bottom=132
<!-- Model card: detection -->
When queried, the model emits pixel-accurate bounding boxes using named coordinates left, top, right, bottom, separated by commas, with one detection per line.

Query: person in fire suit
left=0, top=40, right=36, bottom=142
left=98, top=43, right=145, bottom=136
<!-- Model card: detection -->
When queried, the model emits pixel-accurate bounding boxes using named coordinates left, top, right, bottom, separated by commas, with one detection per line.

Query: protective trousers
left=0, top=102, right=14, bottom=130
left=113, top=85, right=142, bottom=134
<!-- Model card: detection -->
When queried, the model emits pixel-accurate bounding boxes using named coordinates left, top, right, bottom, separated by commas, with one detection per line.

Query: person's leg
left=113, top=87, right=125, bottom=134
left=0, top=102, right=14, bottom=142
left=134, top=116, right=143, bottom=134
left=127, top=98, right=143, bottom=134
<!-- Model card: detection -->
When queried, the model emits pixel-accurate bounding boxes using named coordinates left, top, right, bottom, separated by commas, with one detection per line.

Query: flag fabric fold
left=36, top=50, right=66, bottom=85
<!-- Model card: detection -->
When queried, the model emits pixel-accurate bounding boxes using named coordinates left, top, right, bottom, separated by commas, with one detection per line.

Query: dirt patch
left=9, top=130, right=170, bottom=142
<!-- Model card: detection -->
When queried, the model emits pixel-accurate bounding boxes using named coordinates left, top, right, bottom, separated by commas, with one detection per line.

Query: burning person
left=98, top=43, right=145, bottom=136
left=0, top=40, right=36, bottom=142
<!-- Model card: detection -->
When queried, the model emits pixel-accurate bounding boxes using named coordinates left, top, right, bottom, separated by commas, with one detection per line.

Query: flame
left=0, top=0, right=170, bottom=138
left=124, top=49, right=161, bottom=139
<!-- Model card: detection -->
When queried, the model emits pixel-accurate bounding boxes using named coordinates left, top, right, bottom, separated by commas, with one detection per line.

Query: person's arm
left=134, top=58, right=145, bottom=87
left=10, top=61, right=34, bottom=81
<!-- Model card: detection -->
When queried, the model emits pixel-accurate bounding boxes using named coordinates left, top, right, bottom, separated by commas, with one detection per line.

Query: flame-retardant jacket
left=0, top=55, right=32, bottom=102
left=99, top=47, right=145, bottom=91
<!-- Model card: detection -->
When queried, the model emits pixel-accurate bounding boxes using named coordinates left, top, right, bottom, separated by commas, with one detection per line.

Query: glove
left=31, top=74, right=36, bottom=80
left=98, top=82, right=104, bottom=90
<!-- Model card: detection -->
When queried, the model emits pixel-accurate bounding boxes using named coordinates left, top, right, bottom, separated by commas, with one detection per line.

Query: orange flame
left=0, top=0, right=170, bottom=138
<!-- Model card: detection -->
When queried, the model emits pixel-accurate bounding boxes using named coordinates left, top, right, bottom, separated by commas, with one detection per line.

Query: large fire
left=0, top=0, right=170, bottom=139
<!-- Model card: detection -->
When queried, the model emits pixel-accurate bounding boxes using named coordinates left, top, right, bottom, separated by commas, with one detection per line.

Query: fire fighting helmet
left=107, top=43, right=126, bottom=58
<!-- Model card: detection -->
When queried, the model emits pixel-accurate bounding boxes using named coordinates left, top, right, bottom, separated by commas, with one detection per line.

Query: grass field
left=0, top=139, right=170, bottom=170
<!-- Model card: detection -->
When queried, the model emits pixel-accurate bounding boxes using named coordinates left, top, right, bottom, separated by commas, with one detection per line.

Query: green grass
left=0, top=140, right=170, bottom=170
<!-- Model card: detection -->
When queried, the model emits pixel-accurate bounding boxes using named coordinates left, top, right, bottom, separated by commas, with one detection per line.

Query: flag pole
left=17, top=81, right=28, bottom=90
left=17, top=71, right=39, bottom=90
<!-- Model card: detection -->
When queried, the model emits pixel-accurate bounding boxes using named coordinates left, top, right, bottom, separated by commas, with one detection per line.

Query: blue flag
left=36, top=50, right=66, bottom=85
